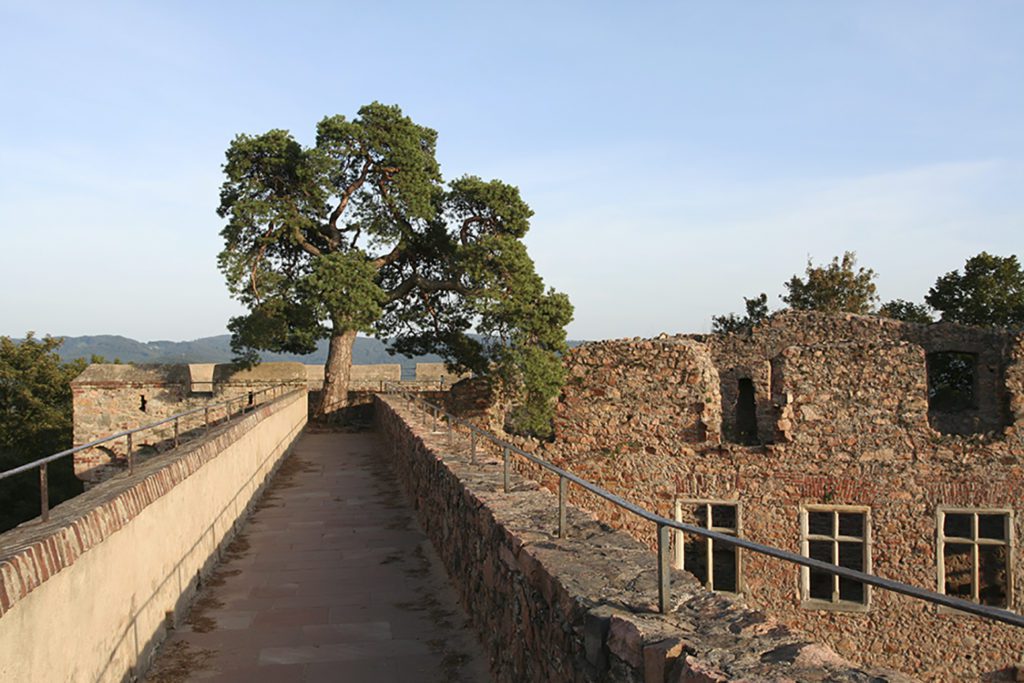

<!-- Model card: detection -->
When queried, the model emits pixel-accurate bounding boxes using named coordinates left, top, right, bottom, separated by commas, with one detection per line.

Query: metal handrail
left=384, top=386, right=1024, bottom=628
left=0, top=383, right=300, bottom=524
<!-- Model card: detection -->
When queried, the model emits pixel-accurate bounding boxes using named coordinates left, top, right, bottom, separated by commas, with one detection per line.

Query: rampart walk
left=0, top=389, right=307, bottom=683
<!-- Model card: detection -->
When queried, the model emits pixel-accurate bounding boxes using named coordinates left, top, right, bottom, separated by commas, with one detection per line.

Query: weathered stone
left=643, top=637, right=686, bottom=683
left=537, top=310, right=1024, bottom=680
left=375, top=395, right=912, bottom=682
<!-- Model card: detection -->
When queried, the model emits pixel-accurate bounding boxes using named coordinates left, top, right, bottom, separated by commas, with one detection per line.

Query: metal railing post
left=432, top=406, right=438, bottom=432
left=205, top=406, right=210, bottom=433
left=558, top=475, right=567, bottom=538
left=657, top=523, right=671, bottom=614
left=127, top=432, right=134, bottom=474
left=173, top=417, right=180, bottom=449
left=470, top=430, right=477, bottom=464
left=447, top=414, right=453, bottom=446
left=673, top=499, right=684, bottom=570
left=503, top=446, right=510, bottom=493
left=39, top=462, right=49, bottom=522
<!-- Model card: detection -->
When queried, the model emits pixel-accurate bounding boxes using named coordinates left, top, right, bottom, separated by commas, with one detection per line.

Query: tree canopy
left=217, top=103, right=572, bottom=433
left=781, top=252, right=878, bottom=314
left=925, top=252, right=1024, bottom=329
left=711, top=293, right=769, bottom=334
left=878, top=299, right=934, bottom=324
left=0, top=334, right=85, bottom=531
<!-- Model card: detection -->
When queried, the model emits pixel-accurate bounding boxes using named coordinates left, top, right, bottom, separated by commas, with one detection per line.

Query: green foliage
left=878, top=299, right=934, bottom=324
left=927, top=352, right=976, bottom=412
left=218, top=103, right=573, bottom=428
left=711, top=293, right=769, bottom=334
left=782, top=252, right=878, bottom=314
left=0, top=334, right=85, bottom=531
left=925, top=252, right=1024, bottom=329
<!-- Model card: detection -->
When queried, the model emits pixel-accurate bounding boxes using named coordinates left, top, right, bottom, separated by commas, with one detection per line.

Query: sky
left=1, top=1, right=1021, bottom=342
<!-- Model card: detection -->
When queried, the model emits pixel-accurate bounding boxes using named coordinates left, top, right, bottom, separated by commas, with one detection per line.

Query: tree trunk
left=318, top=328, right=357, bottom=417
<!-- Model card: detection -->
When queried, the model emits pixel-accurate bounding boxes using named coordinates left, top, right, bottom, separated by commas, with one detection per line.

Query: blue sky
left=1, top=1, right=1021, bottom=341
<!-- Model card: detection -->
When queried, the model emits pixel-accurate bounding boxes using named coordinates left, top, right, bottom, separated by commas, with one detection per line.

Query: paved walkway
left=145, top=430, right=491, bottom=683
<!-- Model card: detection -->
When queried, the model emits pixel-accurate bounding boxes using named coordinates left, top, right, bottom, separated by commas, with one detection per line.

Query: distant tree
left=712, top=293, right=769, bottom=334
left=925, top=252, right=1024, bottom=329
left=781, top=252, right=878, bottom=314
left=217, top=102, right=572, bottom=432
left=878, top=299, right=934, bottom=324
left=0, top=334, right=85, bottom=531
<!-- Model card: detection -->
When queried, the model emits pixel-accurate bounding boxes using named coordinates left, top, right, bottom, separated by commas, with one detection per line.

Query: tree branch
left=248, top=222, right=282, bottom=302
left=370, top=244, right=404, bottom=270
left=386, top=273, right=473, bottom=302
left=460, top=216, right=488, bottom=244
left=292, top=225, right=323, bottom=257
left=327, top=159, right=372, bottom=239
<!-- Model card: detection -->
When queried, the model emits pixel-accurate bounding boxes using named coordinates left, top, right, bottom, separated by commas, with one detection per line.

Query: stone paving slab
left=144, top=430, right=491, bottom=683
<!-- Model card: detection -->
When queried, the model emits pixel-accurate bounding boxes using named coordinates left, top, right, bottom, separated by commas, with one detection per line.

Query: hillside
left=49, top=334, right=585, bottom=378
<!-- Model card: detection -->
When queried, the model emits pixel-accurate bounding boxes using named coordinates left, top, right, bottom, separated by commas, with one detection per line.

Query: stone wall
left=770, top=341, right=930, bottom=448
left=71, top=363, right=307, bottom=484
left=703, top=311, right=1014, bottom=440
left=559, top=338, right=722, bottom=454
left=415, top=362, right=470, bottom=386
left=0, top=389, right=307, bottom=683
left=375, top=394, right=910, bottom=683
left=303, top=363, right=402, bottom=391
left=541, top=311, right=1024, bottom=680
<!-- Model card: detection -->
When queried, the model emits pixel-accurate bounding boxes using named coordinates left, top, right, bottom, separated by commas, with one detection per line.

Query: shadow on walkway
left=144, top=430, right=491, bottom=683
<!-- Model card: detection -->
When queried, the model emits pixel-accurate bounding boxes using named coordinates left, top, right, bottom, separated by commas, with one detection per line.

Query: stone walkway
left=144, top=430, right=491, bottom=683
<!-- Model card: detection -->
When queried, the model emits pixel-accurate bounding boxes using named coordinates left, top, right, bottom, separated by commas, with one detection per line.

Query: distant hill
left=48, top=334, right=586, bottom=379
left=53, top=334, right=440, bottom=378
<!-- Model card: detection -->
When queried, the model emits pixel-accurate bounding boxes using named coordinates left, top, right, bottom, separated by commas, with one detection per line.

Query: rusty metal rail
left=0, top=384, right=299, bottom=524
left=388, top=387, right=1024, bottom=629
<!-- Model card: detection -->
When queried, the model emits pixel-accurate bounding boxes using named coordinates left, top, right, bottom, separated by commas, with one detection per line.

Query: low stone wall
left=375, top=395, right=910, bottom=682
left=71, top=362, right=307, bottom=484
left=0, top=390, right=307, bottom=683
left=303, top=363, right=402, bottom=391
left=415, top=362, right=469, bottom=385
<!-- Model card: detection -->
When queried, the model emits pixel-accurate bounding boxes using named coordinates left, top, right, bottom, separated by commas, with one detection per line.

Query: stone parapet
left=414, top=362, right=469, bottom=386
left=375, top=395, right=910, bottom=682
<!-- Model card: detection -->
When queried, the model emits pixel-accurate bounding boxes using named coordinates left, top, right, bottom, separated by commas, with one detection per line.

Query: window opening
left=676, top=500, right=740, bottom=593
left=927, top=352, right=977, bottom=412
left=801, top=506, right=870, bottom=608
left=735, top=378, right=758, bottom=444
left=938, top=509, right=1011, bottom=608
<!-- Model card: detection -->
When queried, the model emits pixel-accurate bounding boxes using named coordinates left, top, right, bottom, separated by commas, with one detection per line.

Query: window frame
left=799, top=504, right=872, bottom=612
left=935, top=506, right=1014, bottom=611
left=676, top=498, right=743, bottom=595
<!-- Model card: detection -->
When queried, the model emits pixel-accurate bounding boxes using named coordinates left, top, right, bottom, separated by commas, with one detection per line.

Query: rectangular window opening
left=927, top=351, right=977, bottom=413
left=938, top=509, right=1012, bottom=609
left=801, top=506, right=870, bottom=610
left=677, top=500, right=741, bottom=594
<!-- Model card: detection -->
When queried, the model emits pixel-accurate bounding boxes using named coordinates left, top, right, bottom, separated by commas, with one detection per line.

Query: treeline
left=712, top=251, right=1024, bottom=333
left=0, top=335, right=93, bottom=531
